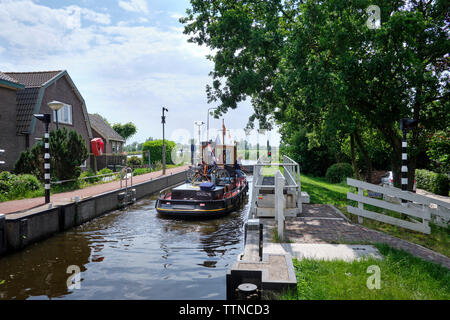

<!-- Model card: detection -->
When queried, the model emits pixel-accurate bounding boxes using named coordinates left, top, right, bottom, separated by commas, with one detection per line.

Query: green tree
left=426, top=130, right=450, bottom=174
left=15, top=128, right=88, bottom=181
left=182, top=0, right=449, bottom=187
left=112, top=122, right=137, bottom=141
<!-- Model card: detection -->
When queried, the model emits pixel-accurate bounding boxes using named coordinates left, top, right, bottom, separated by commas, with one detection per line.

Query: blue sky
left=0, top=0, right=280, bottom=146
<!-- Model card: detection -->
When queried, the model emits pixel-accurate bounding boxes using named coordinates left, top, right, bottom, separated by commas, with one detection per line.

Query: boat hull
left=156, top=181, right=248, bottom=218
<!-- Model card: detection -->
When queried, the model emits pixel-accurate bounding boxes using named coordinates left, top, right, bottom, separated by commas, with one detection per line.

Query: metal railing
left=120, top=167, right=133, bottom=191
left=51, top=172, right=121, bottom=185
left=250, top=155, right=303, bottom=217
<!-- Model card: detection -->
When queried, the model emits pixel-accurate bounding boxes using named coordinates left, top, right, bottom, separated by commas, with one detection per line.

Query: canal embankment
left=0, top=167, right=188, bottom=256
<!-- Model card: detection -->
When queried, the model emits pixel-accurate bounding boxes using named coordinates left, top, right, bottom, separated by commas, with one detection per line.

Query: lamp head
left=48, top=101, right=64, bottom=111
left=400, top=118, right=418, bottom=131
left=34, top=113, right=51, bottom=124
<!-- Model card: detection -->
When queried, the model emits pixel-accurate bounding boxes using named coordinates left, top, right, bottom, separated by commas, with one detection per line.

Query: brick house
left=0, top=70, right=93, bottom=172
left=88, top=113, right=126, bottom=171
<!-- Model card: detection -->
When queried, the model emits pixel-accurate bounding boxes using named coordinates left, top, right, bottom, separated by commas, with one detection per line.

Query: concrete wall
left=2, top=170, right=187, bottom=256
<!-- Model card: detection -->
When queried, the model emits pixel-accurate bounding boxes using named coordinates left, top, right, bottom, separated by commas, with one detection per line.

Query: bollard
left=0, top=214, right=6, bottom=255
left=237, top=283, right=259, bottom=300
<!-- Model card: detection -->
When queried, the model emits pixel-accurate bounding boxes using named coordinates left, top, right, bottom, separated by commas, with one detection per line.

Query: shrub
left=79, top=169, right=100, bottom=183
left=127, top=156, right=142, bottom=166
left=416, top=169, right=449, bottom=196
left=133, top=168, right=150, bottom=176
left=142, top=140, right=176, bottom=166
left=0, top=171, right=14, bottom=195
left=325, top=163, right=354, bottom=183
left=6, top=174, right=42, bottom=198
left=98, top=168, right=113, bottom=175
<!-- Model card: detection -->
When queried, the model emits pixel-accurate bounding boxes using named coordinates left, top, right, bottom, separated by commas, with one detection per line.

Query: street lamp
left=34, top=113, right=51, bottom=204
left=194, top=121, right=205, bottom=163
left=244, top=128, right=251, bottom=161
left=162, top=107, right=168, bottom=175
left=257, top=128, right=266, bottom=161
left=207, top=107, right=218, bottom=143
left=48, top=101, right=64, bottom=130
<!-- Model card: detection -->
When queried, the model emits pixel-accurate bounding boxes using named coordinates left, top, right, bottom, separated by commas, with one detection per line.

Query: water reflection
left=0, top=183, right=251, bottom=300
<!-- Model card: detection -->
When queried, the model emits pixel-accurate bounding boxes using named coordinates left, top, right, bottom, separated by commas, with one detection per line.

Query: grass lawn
left=279, top=243, right=450, bottom=300
left=300, top=175, right=450, bottom=257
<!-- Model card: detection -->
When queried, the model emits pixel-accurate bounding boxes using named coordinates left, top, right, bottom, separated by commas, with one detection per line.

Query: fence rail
left=347, top=178, right=433, bottom=234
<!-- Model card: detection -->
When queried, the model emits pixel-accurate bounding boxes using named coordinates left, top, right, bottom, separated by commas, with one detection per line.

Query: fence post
left=275, top=170, right=285, bottom=241
left=357, top=187, right=364, bottom=224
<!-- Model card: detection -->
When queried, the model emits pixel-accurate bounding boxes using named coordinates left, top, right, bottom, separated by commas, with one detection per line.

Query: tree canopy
left=181, top=0, right=449, bottom=184
left=112, top=122, right=137, bottom=141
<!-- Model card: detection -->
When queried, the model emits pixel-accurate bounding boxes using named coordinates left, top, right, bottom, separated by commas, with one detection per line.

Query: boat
left=155, top=167, right=248, bottom=218
left=156, top=131, right=248, bottom=218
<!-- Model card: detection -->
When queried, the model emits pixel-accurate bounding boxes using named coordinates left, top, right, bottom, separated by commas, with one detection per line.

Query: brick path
left=0, top=165, right=189, bottom=215
left=263, top=204, right=450, bottom=269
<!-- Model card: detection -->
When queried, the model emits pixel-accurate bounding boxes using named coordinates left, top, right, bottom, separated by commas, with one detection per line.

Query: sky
left=0, top=0, right=280, bottom=147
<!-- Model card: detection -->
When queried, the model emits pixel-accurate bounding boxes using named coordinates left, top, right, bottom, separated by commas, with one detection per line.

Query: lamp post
left=207, top=107, right=218, bottom=143
left=34, top=113, right=51, bottom=204
left=399, top=118, right=418, bottom=206
left=244, top=128, right=251, bottom=161
left=194, top=121, right=205, bottom=163
left=162, top=107, right=168, bottom=175
left=48, top=101, right=64, bottom=130
left=257, top=128, right=266, bottom=161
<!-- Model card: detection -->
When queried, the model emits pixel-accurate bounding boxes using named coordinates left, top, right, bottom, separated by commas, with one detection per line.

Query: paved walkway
left=262, top=204, right=450, bottom=269
left=0, top=166, right=189, bottom=215
left=416, top=188, right=450, bottom=204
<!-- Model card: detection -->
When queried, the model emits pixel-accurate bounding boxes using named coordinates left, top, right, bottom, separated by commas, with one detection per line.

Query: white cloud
left=118, top=0, right=148, bottom=14
left=0, top=0, right=271, bottom=144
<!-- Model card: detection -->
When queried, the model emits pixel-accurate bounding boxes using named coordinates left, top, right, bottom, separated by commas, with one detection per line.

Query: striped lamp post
left=400, top=118, right=418, bottom=206
left=34, top=114, right=51, bottom=204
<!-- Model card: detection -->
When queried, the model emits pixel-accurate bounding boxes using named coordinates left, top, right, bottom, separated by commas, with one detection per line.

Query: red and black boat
left=156, top=163, right=248, bottom=218
left=156, top=144, right=248, bottom=218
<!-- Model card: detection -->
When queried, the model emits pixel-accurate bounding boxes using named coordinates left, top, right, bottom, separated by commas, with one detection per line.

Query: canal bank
left=0, top=178, right=252, bottom=300
left=0, top=170, right=188, bottom=256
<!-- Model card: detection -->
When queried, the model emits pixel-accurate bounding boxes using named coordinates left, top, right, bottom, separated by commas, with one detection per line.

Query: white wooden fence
left=347, top=178, right=441, bottom=234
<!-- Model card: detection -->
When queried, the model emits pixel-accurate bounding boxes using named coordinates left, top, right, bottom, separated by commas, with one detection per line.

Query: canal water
left=0, top=182, right=252, bottom=300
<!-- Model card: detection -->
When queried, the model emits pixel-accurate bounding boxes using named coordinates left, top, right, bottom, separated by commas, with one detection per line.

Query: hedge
left=142, top=140, right=176, bottom=165
left=415, top=169, right=449, bottom=196
left=325, top=163, right=354, bottom=183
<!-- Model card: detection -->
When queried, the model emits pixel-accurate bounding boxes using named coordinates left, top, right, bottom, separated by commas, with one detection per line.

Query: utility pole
left=207, top=107, right=217, bottom=144
left=244, top=128, right=251, bottom=161
left=162, top=107, right=168, bottom=175
left=194, top=121, right=205, bottom=164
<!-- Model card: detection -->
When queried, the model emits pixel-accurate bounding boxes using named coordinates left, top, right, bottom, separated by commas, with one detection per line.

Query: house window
left=53, top=104, right=72, bottom=125
left=117, top=142, right=121, bottom=153
left=112, top=141, right=116, bottom=153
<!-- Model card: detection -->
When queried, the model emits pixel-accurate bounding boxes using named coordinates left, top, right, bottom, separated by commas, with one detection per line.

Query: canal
left=0, top=182, right=252, bottom=300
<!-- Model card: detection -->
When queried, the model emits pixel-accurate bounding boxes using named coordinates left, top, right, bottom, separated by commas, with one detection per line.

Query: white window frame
left=53, top=104, right=73, bottom=125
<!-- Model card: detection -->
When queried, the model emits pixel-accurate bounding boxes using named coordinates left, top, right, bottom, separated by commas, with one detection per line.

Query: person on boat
left=234, top=157, right=244, bottom=178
